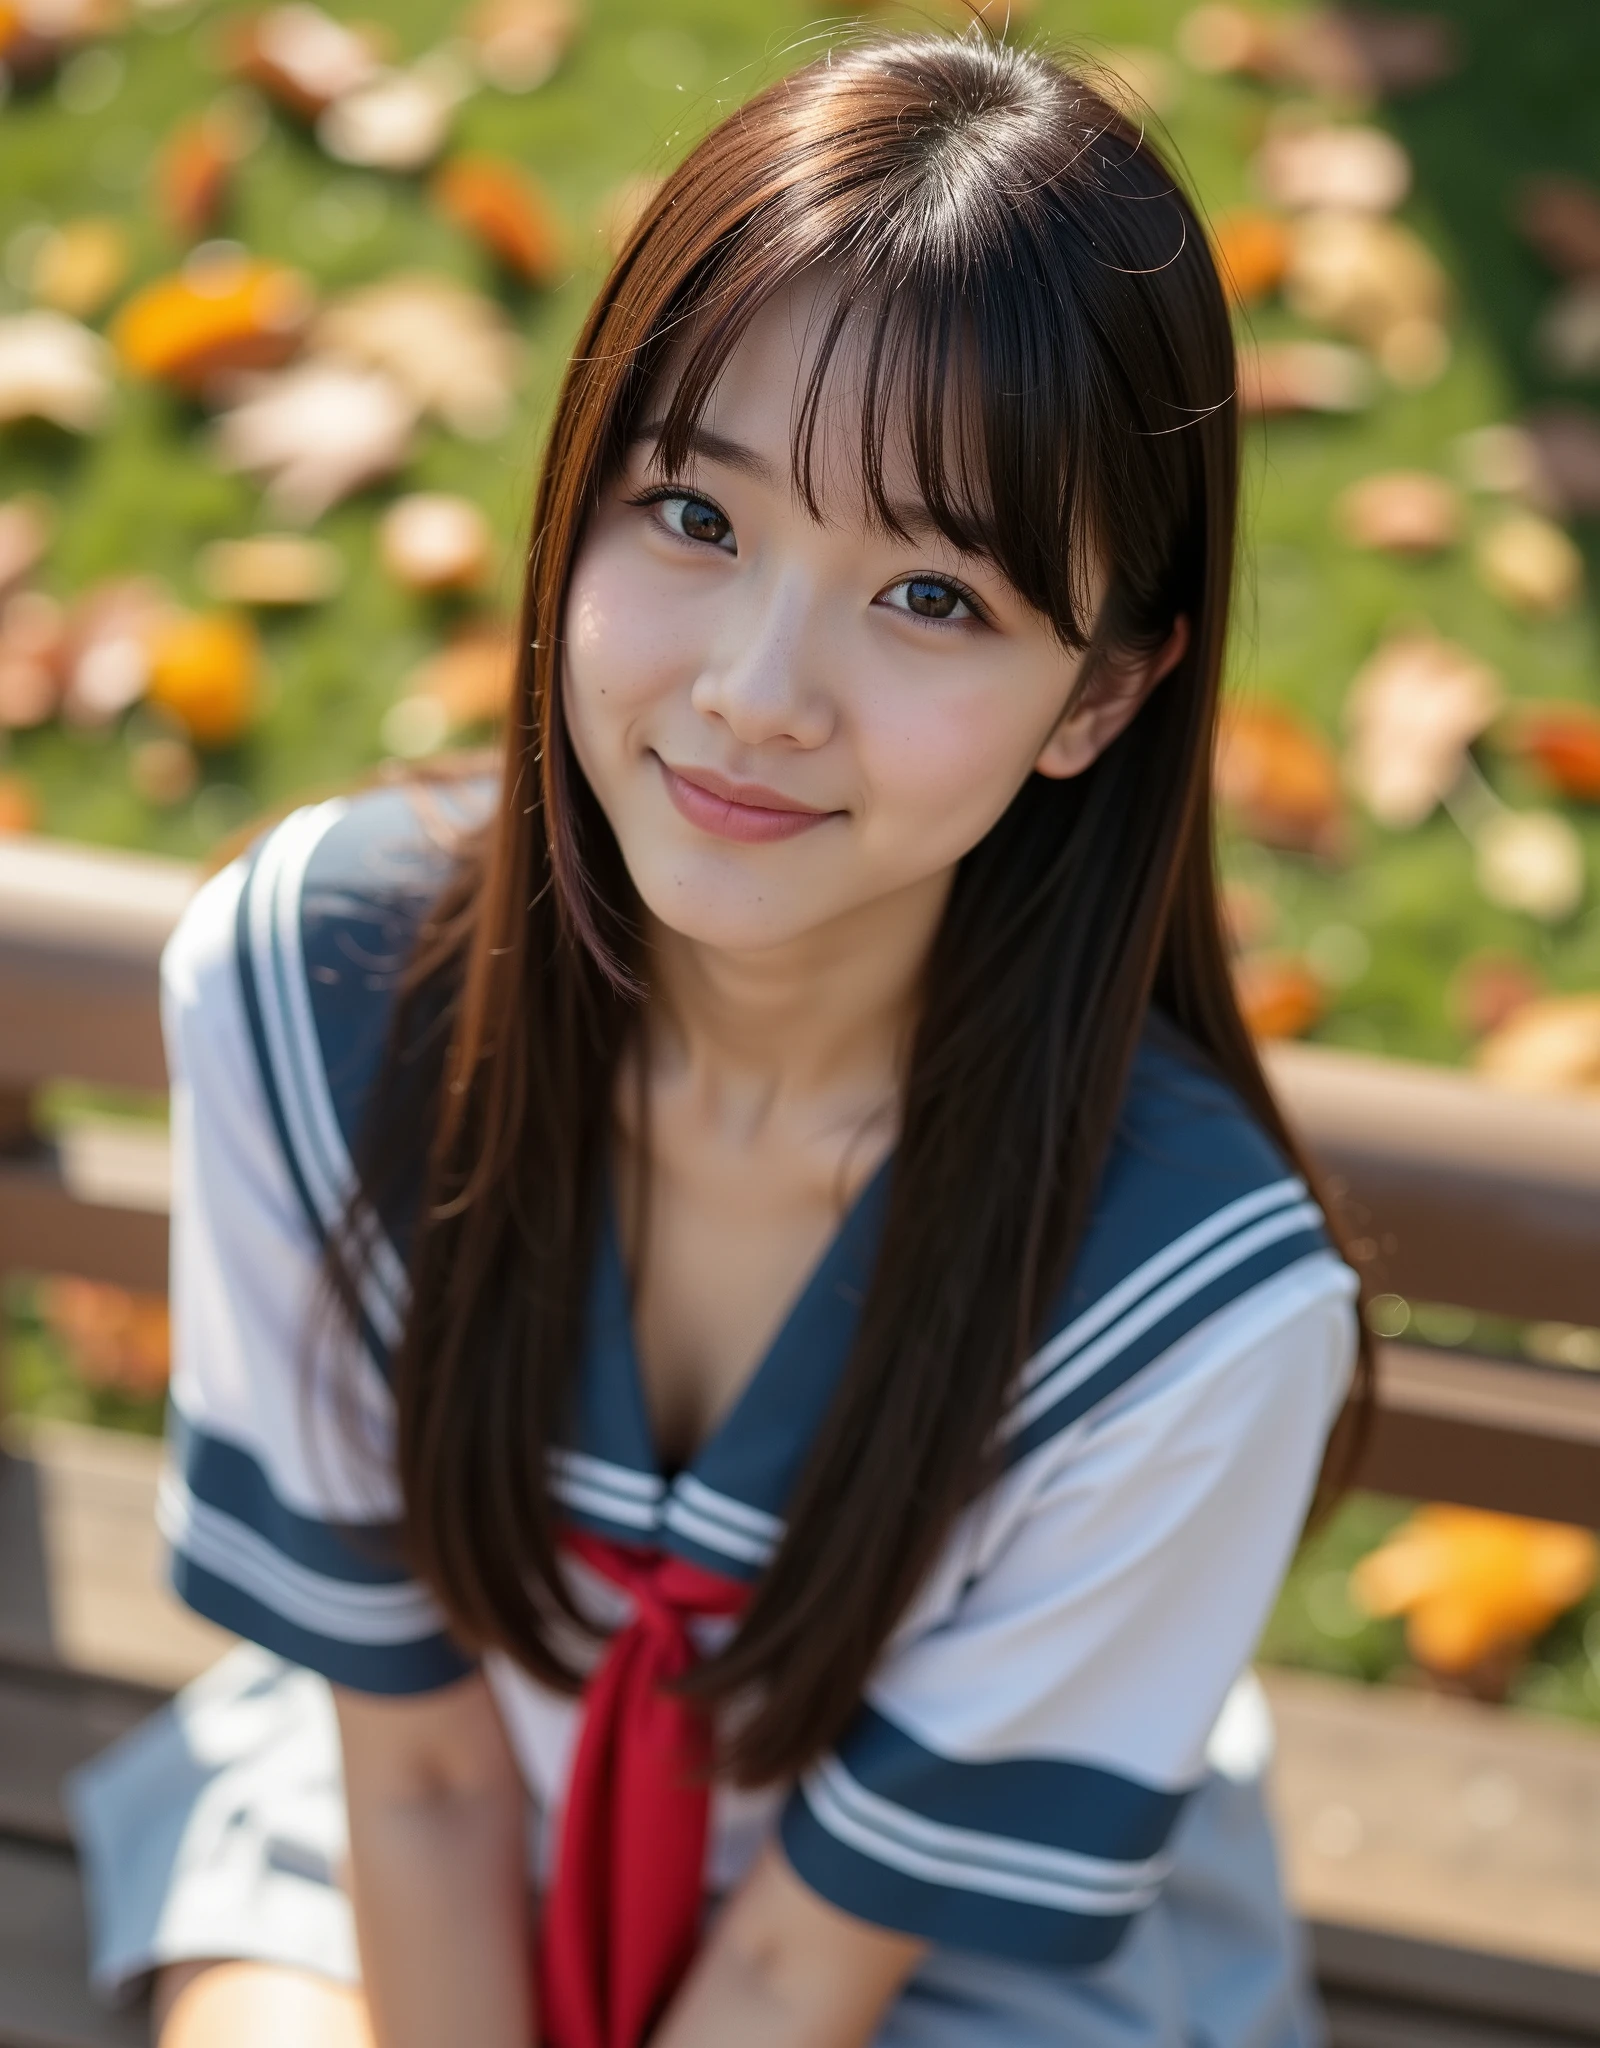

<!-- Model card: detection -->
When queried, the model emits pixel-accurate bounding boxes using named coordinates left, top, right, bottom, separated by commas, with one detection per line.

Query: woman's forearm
left=650, top=1845, right=922, bottom=2048
left=335, top=1681, right=533, bottom=2048
left=345, top=1781, right=532, bottom=2048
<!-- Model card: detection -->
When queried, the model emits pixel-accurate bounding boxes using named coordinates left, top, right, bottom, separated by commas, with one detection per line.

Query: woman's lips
left=656, top=756, right=838, bottom=844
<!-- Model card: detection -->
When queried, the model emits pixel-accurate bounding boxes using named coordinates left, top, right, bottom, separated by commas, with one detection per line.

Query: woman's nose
left=689, top=572, right=835, bottom=750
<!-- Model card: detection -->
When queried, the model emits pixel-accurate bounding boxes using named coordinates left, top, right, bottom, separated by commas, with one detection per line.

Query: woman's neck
left=641, top=868, right=952, bottom=1150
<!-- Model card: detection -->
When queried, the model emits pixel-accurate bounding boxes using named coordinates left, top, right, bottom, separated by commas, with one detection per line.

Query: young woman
left=74, top=30, right=1364, bottom=2048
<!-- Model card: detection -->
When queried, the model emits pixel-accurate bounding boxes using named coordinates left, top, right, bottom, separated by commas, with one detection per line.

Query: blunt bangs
left=608, top=32, right=1222, bottom=663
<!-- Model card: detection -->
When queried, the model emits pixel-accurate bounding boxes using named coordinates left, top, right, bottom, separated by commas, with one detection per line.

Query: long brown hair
left=342, top=30, right=1368, bottom=1785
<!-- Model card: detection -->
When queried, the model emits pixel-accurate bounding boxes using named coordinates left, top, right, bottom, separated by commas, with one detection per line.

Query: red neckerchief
left=537, top=1530, right=751, bottom=2048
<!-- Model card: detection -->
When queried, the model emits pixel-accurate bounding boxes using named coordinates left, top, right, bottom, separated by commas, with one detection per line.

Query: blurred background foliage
left=3, top=0, right=1600, bottom=1724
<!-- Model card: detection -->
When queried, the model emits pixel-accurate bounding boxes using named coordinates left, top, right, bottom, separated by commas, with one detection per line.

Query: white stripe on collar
left=1007, top=1192, right=1321, bottom=1440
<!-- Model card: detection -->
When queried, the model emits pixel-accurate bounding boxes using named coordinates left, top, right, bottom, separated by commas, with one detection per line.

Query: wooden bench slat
left=0, top=1840, right=146, bottom=2048
left=0, top=1431, right=231, bottom=1690
left=1264, top=1670, right=1600, bottom=1984
left=1313, top=1922, right=1600, bottom=2045
left=0, top=1665, right=160, bottom=1849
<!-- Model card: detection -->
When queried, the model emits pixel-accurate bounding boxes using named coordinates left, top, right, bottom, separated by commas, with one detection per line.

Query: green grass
left=3, top=0, right=1598, bottom=1054
left=5, top=0, right=1600, bottom=1719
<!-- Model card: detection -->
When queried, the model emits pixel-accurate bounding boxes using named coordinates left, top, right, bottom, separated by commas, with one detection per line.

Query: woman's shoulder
left=162, top=775, right=492, bottom=1248
left=1005, top=1014, right=1352, bottom=1464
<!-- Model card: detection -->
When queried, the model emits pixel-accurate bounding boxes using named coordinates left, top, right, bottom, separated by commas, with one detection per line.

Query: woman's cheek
left=859, top=682, right=1041, bottom=857
left=566, top=552, right=678, bottom=719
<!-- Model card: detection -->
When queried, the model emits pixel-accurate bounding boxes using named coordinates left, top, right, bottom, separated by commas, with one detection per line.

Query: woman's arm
left=334, top=1674, right=534, bottom=2048
left=651, top=1844, right=925, bottom=2048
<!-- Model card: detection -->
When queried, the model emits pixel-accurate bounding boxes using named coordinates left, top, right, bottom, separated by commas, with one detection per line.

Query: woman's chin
left=627, top=862, right=845, bottom=957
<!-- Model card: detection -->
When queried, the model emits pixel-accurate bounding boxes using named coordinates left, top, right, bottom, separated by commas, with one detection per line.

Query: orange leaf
left=0, top=771, right=40, bottom=833
left=1353, top=1505, right=1598, bottom=1676
left=112, top=254, right=312, bottom=392
left=145, top=612, right=262, bottom=747
left=433, top=154, right=566, bottom=286
left=1501, top=701, right=1600, bottom=803
left=1211, top=208, right=1290, bottom=306
left=1217, top=702, right=1344, bottom=855
left=1232, top=953, right=1325, bottom=1040
left=155, top=120, right=235, bottom=241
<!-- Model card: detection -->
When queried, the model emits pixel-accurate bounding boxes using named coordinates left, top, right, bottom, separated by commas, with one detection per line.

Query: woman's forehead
left=637, top=278, right=991, bottom=544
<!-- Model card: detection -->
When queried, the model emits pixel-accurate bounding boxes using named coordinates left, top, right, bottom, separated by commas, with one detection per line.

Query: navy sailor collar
left=554, top=1159, right=893, bottom=1586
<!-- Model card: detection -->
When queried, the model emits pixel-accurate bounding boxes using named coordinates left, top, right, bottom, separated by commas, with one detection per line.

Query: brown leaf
left=1475, top=994, right=1600, bottom=1094
left=197, top=534, right=345, bottom=607
left=0, top=495, right=54, bottom=598
left=1253, top=122, right=1410, bottom=214
left=0, top=312, right=113, bottom=431
left=0, top=591, right=68, bottom=729
left=463, top=0, right=581, bottom=94
left=378, top=493, right=493, bottom=592
left=63, top=576, right=179, bottom=726
left=1520, top=406, right=1600, bottom=518
left=313, top=273, right=523, bottom=440
left=316, top=50, right=472, bottom=173
left=1285, top=213, right=1450, bottom=367
left=1178, top=6, right=1459, bottom=99
left=1514, top=175, right=1600, bottom=280
left=227, top=4, right=383, bottom=119
left=1294, top=8, right=1460, bottom=98
left=1474, top=810, right=1585, bottom=924
left=1448, top=951, right=1545, bottom=1041
left=1343, top=629, right=1501, bottom=829
left=1536, top=281, right=1600, bottom=381
left=26, top=218, right=129, bottom=319
left=129, top=735, right=200, bottom=808
left=1238, top=339, right=1374, bottom=414
left=211, top=359, right=417, bottom=522
left=1334, top=470, right=1462, bottom=554
left=1474, top=514, right=1584, bottom=617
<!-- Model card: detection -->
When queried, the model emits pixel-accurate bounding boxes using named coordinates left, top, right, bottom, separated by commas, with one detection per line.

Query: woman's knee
left=152, top=1958, right=373, bottom=2048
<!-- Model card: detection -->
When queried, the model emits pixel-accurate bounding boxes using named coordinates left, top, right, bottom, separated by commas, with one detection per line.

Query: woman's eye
left=881, top=575, right=975, bottom=623
left=659, top=493, right=734, bottom=550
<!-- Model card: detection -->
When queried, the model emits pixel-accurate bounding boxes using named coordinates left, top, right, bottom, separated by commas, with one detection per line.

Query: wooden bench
left=6, top=839, right=1600, bottom=2046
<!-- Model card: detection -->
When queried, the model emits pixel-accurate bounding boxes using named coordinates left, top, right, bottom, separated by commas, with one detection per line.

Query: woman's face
left=563, top=283, right=1157, bottom=956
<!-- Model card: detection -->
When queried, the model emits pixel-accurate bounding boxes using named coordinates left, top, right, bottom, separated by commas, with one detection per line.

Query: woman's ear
left=1034, top=616, right=1191, bottom=781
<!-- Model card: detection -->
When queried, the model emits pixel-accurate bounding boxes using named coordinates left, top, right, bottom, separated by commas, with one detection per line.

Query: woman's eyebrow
left=631, top=420, right=778, bottom=484
left=881, top=498, right=999, bottom=565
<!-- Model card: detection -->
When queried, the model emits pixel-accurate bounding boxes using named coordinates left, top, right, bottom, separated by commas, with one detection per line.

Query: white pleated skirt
left=67, top=1646, right=1322, bottom=2048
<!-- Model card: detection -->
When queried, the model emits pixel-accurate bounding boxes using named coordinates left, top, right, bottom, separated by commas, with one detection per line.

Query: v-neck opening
left=603, top=1148, right=895, bottom=1488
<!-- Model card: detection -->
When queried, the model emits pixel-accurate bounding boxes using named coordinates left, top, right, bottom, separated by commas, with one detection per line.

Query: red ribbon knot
left=537, top=1529, right=750, bottom=2048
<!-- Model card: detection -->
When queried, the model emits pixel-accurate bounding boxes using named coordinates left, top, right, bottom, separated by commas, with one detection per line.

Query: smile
left=655, top=756, right=840, bottom=844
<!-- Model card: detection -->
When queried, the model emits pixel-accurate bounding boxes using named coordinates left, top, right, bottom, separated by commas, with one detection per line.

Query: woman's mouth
left=655, top=756, right=840, bottom=844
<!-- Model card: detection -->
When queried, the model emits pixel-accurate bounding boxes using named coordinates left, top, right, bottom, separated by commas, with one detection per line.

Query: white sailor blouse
left=157, top=785, right=1359, bottom=1972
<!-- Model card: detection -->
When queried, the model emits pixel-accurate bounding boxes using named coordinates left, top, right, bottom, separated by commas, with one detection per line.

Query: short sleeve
left=780, top=1253, right=1357, bottom=1967
left=157, top=852, right=473, bottom=1695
